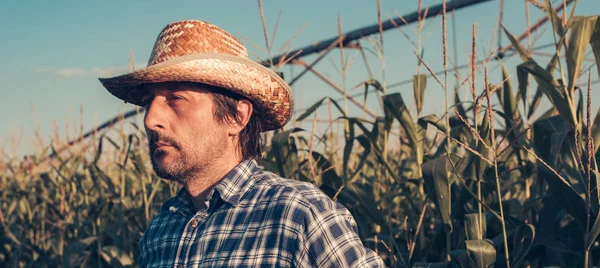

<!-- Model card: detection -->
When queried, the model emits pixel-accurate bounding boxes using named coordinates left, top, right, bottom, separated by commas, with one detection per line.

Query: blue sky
left=1, top=0, right=599, bottom=156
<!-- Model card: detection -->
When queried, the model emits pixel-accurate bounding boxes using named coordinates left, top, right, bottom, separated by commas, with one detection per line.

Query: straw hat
left=98, top=20, right=293, bottom=131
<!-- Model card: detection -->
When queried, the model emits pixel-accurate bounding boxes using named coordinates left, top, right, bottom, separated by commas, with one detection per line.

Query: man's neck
left=184, top=156, right=242, bottom=212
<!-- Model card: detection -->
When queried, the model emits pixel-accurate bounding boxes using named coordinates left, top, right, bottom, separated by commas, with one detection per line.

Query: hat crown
left=147, top=20, right=249, bottom=66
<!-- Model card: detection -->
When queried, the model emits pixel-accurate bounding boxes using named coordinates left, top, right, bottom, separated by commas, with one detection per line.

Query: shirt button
left=190, top=219, right=199, bottom=228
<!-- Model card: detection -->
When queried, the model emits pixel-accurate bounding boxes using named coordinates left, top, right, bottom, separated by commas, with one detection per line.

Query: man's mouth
left=155, top=142, right=173, bottom=148
left=149, top=134, right=179, bottom=156
left=151, top=140, right=178, bottom=157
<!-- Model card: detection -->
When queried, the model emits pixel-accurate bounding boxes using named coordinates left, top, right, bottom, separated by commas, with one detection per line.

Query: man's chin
left=152, top=146, right=174, bottom=158
left=151, top=159, right=188, bottom=184
left=151, top=148, right=177, bottom=168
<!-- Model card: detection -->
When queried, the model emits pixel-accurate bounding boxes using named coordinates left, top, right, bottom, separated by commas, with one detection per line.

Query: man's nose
left=144, top=98, right=166, bottom=132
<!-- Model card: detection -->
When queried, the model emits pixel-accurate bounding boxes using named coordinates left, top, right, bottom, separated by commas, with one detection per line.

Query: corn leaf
left=533, top=116, right=587, bottom=224
left=296, top=98, right=325, bottom=122
left=129, top=150, right=148, bottom=178
left=346, top=182, right=386, bottom=226
left=528, top=89, right=544, bottom=120
left=450, top=249, right=478, bottom=268
left=319, top=179, right=386, bottom=237
left=528, top=51, right=562, bottom=120
left=355, top=134, right=403, bottom=183
left=591, top=18, right=600, bottom=81
left=519, top=60, right=577, bottom=128
left=383, top=93, right=424, bottom=171
left=414, top=74, right=427, bottom=115
left=271, top=128, right=304, bottom=179
left=104, top=135, right=120, bottom=150
left=514, top=61, right=528, bottom=118
left=340, top=117, right=373, bottom=137
left=464, top=213, right=486, bottom=241
left=345, top=139, right=370, bottom=184
left=538, top=107, right=558, bottom=121
left=310, top=152, right=343, bottom=189
left=533, top=115, right=572, bottom=165
left=418, top=114, right=449, bottom=135
left=512, top=224, right=535, bottom=268
left=339, top=116, right=378, bottom=181
left=464, top=240, right=496, bottom=268
left=585, top=170, right=600, bottom=250
left=543, top=0, right=566, bottom=37
left=342, top=136, right=357, bottom=182
left=93, top=134, right=105, bottom=165
left=566, top=16, right=598, bottom=97
left=540, top=166, right=587, bottom=224
left=536, top=232, right=581, bottom=255
left=592, top=107, right=600, bottom=152
left=422, top=154, right=462, bottom=232
left=503, top=25, right=532, bottom=61
left=370, top=116, right=390, bottom=149
left=505, top=22, right=575, bottom=126
left=362, top=79, right=384, bottom=105
left=295, top=97, right=347, bottom=122
left=586, top=203, right=600, bottom=250
left=577, top=87, right=585, bottom=124
left=591, top=166, right=600, bottom=216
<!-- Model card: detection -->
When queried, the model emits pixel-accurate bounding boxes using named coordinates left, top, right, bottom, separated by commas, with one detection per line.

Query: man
left=99, top=20, right=386, bottom=267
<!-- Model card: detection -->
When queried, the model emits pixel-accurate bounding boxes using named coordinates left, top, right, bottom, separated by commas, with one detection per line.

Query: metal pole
left=260, top=0, right=493, bottom=67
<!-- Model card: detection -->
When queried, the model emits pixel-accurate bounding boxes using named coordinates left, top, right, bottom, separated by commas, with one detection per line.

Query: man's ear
left=230, top=99, right=253, bottom=136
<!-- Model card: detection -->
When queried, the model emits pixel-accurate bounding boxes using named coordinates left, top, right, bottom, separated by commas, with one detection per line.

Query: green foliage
left=1, top=129, right=180, bottom=267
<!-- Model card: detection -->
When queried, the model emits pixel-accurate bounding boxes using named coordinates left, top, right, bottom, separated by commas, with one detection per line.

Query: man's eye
left=170, top=95, right=186, bottom=101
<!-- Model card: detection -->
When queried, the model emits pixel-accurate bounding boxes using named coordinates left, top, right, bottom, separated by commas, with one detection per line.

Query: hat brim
left=98, top=53, right=293, bottom=131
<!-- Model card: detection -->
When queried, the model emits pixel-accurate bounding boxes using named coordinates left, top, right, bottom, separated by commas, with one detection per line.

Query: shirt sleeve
left=294, top=197, right=387, bottom=268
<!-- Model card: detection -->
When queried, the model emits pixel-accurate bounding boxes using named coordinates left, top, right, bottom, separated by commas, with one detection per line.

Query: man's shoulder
left=250, top=169, right=385, bottom=267
left=248, top=168, right=344, bottom=213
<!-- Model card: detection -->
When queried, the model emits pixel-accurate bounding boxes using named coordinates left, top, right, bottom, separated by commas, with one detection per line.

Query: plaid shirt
left=137, top=159, right=386, bottom=267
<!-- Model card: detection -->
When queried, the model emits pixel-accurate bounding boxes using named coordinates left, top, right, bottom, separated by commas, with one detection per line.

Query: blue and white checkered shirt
left=137, top=159, right=386, bottom=267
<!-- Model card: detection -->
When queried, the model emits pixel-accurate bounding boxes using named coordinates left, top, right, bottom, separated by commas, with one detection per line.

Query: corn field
left=2, top=0, right=600, bottom=267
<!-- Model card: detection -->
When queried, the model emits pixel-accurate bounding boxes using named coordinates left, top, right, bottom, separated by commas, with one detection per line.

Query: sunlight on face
left=141, top=82, right=230, bottom=184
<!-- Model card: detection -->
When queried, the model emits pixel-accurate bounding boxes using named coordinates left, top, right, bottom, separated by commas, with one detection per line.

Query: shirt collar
left=163, top=159, right=262, bottom=214
left=211, top=159, right=262, bottom=206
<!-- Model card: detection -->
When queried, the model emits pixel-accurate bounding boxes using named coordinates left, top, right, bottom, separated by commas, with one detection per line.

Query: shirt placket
left=174, top=208, right=209, bottom=268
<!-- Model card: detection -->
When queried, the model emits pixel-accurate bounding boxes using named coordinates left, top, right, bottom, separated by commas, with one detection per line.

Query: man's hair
left=208, top=85, right=264, bottom=160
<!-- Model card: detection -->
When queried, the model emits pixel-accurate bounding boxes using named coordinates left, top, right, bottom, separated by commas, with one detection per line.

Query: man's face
left=141, top=82, right=229, bottom=184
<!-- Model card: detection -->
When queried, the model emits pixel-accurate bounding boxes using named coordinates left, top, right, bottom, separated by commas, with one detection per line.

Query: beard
left=147, top=127, right=228, bottom=185
left=149, top=134, right=195, bottom=184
